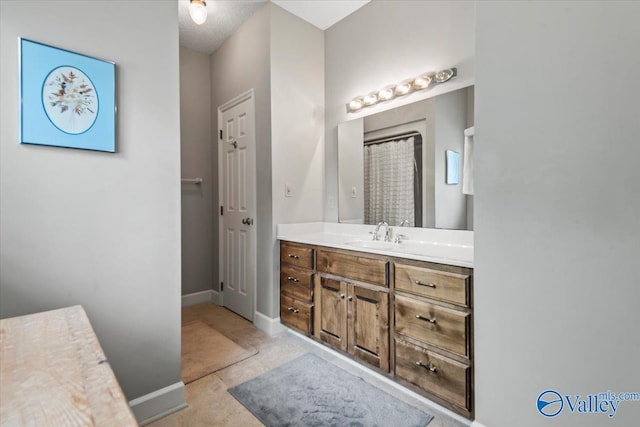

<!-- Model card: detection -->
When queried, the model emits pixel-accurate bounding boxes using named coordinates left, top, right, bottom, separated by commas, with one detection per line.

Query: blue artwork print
left=20, top=39, right=115, bottom=152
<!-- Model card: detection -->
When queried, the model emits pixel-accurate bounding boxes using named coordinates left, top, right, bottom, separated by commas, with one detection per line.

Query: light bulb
left=362, top=93, right=378, bottom=106
left=377, top=88, right=394, bottom=101
left=413, top=75, right=432, bottom=89
left=348, top=98, right=364, bottom=112
left=189, top=0, right=207, bottom=25
left=394, top=82, right=412, bottom=96
left=434, top=68, right=454, bottom=83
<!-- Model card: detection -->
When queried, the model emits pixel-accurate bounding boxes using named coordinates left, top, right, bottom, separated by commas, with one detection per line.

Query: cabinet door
left=315, top=277, right=347, bottom=351
left=347, top=284, right=390, bottom=372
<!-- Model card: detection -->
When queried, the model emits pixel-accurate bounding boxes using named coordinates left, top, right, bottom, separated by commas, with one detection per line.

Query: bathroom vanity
left=277, top=222, right=474, bottom=418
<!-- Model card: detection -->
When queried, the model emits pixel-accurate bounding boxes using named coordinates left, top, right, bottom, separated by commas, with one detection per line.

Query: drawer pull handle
left=415, top=361, right=438, bottom=373
left=287, top=276, right=299, bottom=282
left=287, top=306, right=300, bottom=314
left=288, top=254, right=300, bottom=259
left=415, top=280, right=436, bottom=288
left=415, top=314, right=437, bottom=324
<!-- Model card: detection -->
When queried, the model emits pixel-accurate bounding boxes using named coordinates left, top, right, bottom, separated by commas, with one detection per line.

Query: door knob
left=241, top=217, right=254, bottom=225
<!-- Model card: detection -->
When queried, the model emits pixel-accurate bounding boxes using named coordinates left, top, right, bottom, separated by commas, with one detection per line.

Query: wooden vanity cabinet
left=279, top=241, right=315, bottom=336
left=278, top=240, right=474, bottom=418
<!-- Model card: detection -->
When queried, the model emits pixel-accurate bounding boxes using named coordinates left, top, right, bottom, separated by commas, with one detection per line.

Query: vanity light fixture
left=189, top=0, right=208, bottom=25
left=347, top=67, right=457, bottom=113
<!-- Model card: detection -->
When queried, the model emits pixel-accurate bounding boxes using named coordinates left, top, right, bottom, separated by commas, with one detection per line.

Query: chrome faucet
left=373, top=221, right=391, bottom=242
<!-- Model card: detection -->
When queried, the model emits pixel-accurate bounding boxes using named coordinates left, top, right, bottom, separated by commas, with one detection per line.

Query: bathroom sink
left=344, top=240, right=400, bottom=251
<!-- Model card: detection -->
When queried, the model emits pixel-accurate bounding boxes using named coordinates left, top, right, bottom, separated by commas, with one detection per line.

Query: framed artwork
left=446, top=150, right=460, bottom=184
left=19, top=38, right=116, bottom=152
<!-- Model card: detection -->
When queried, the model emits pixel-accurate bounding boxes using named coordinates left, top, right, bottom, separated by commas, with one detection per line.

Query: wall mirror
left=338, top=85, right=474, bottom=230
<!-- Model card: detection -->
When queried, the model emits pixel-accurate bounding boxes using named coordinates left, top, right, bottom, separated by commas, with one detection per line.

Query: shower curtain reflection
left=364, top=135, right=422, bottom=227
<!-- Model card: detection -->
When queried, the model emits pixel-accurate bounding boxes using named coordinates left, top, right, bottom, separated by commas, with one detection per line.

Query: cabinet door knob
left=415, top=361, right=438, bottom=373
left=415, top=314, right=437, bottom=324
left=338, top=293, right=345, bottom=299
left=415, top=280, right=436, bottom=288
left=347, top=296, right=353, bottom=301
left=288, top=254, right=300, bottom=259
left=287, top=276, right=299, bottom=282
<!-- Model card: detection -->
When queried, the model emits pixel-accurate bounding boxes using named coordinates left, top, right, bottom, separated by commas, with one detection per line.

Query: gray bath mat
left=228, top=353, right=433, bottom=426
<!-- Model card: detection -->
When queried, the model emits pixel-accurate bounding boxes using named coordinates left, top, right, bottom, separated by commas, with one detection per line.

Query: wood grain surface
left=0, top=305, right=138, bottom=426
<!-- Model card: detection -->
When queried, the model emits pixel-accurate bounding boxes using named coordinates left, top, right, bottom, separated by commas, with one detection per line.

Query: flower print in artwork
left=42, top=66, right=98, bottom=134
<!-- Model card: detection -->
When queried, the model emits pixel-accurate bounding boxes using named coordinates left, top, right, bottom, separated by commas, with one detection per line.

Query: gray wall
left=180, top=46, right=214, bottom=296
left=475, top=2, right=640, bottom=426
left=434, top=88, right=467, bottom=230
left=210, top=4, right=272, bottom=315
left=270, top=4, right=325, bottom=316
left=210, top=3, right=324, bottom=320
left=325, top=0, right=475, bottom=222
left=0, top=0, right=182, bottom=402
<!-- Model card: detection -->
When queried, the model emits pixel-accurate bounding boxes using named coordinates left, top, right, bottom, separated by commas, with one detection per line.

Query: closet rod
left=363, top=131, right=421, bottom=146
left=181, top=178, right=203, bottom=184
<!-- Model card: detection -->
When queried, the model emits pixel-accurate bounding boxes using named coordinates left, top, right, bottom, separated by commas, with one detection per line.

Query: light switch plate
left=351, top=186, right=357, bottom=198
left=328, top=196, right=335, bottom=209
left=285, top=183, right=293, bottom=197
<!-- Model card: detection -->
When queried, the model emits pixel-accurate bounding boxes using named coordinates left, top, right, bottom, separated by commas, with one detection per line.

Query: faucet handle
left=369, top=231, right=379, bottom=241
left=394, top=234, right=408, bottom=244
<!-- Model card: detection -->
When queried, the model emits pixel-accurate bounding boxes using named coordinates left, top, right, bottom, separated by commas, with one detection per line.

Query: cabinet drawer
left=280, top=242, right=314, bottom=269
left=395, top=339, right=470, bottom=410
left=280, top=295, right=313, bottom=336
left=280, top=265, right=313, bottom=302
left=316, top=250, right=387, bottom=287
left=395, top=295, right=469, bottom=357
left=395, top=264, right=469, bottom=307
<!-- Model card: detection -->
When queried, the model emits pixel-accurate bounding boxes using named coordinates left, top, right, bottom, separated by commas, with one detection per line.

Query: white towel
left=462, top=127, right=474, bottom=195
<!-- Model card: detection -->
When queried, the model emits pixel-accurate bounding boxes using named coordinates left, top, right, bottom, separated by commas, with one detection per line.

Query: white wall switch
left=328, top=196, right=335, bottom=209
left=285, top=183, right=293, bottom=197
left=351, top=186, right=357, bottom=198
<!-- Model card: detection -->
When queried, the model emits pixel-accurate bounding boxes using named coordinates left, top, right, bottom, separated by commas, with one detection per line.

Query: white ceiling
left=271, top=0, right=370, bottom=30
left=179, top=0, right=370, bottom=55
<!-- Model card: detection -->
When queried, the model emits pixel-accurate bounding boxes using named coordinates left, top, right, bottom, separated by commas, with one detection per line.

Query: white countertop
left=277, top=222, right=474, bottom=268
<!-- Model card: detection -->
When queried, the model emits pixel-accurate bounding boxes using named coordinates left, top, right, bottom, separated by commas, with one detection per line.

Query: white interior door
left=218, top=90, right=256, bottom=321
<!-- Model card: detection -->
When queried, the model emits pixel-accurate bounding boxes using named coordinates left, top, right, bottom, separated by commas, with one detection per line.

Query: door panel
left=315, top=277, right=347, bottom=351
left=347, top=284, right=390, bottom=372
left=219, top=91, right=255, bottom=321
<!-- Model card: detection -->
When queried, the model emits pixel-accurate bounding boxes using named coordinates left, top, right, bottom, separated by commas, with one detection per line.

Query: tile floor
left=148, top=303, right=470, bottom=427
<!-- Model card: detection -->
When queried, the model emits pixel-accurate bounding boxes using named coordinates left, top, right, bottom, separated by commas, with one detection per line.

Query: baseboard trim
left=129, top=381, right=186, bottom=426
left=471, top=421, right=487, bottom=427
left=254, top=311, right=287, bottom=336
left=286, top=328, right=473, bottom=426
left=211, top=290, right=221, bottom=305
left=181, top=290, right=213, bottom=307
